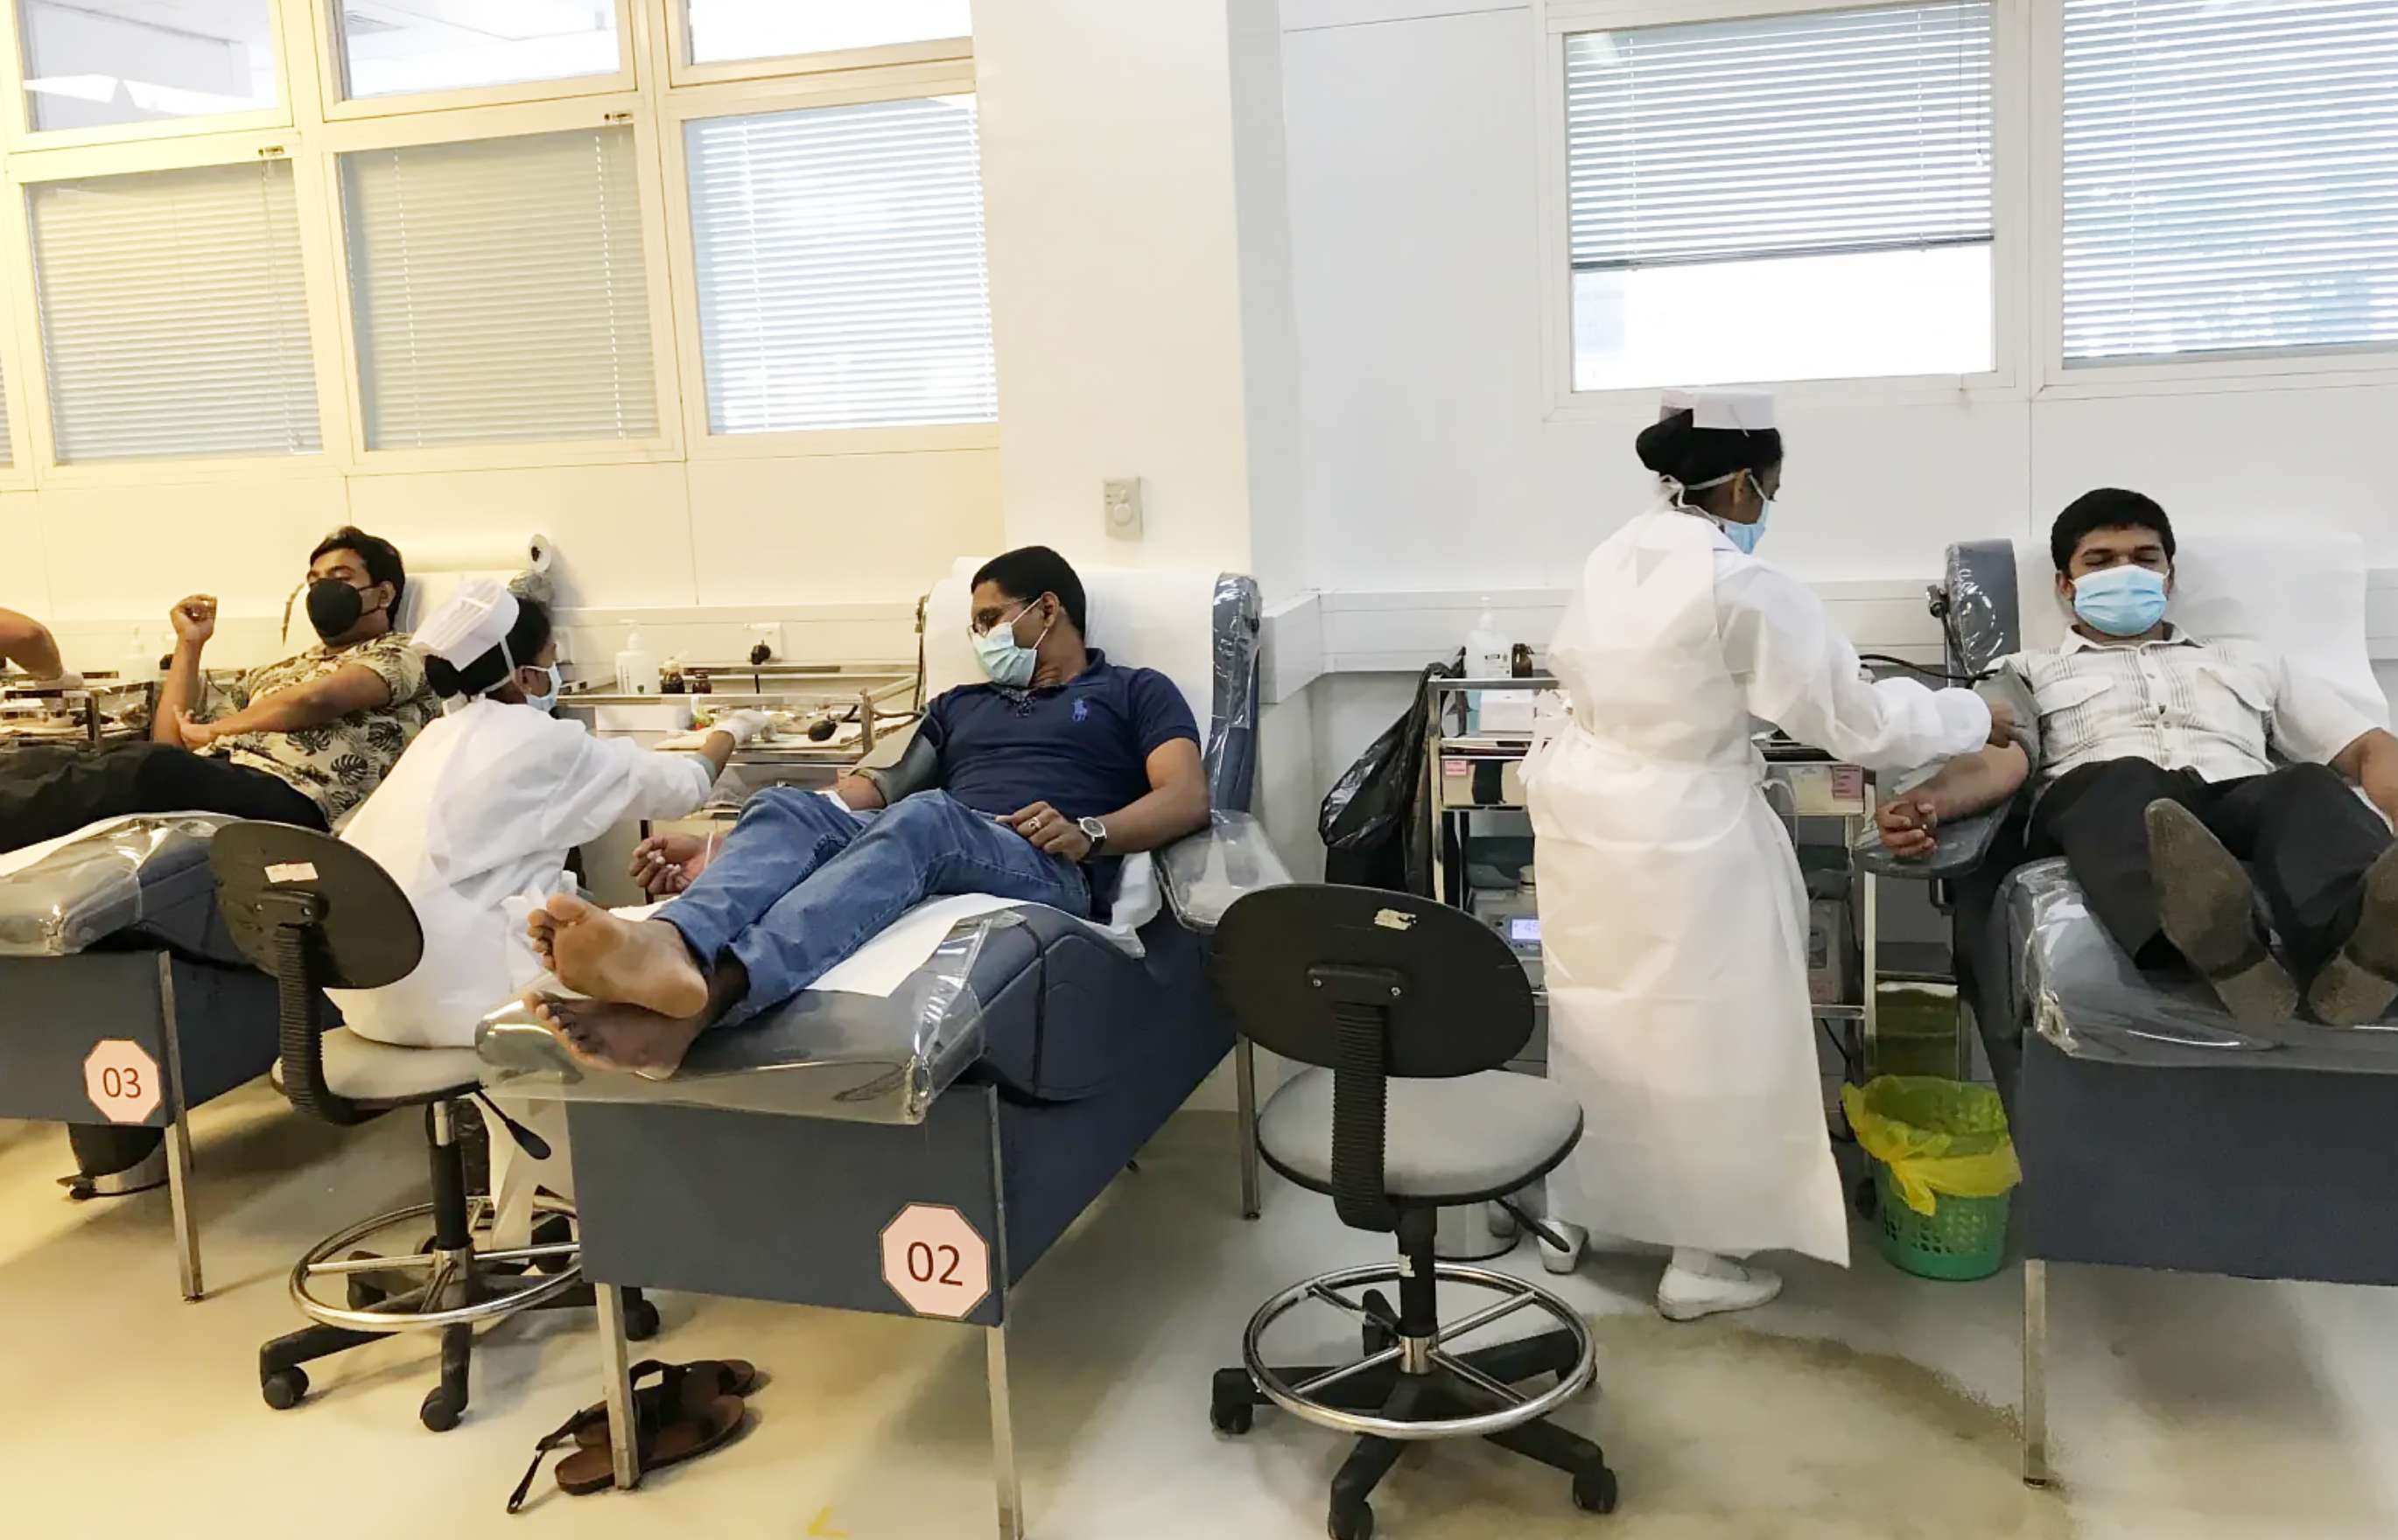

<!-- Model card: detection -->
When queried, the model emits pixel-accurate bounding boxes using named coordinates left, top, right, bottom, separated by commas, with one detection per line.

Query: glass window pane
left=18, top=0, right=277, bottom=132
left=2062, top=0, right=2398, bottom=364
left=686, top=95, right=996, bottom=434
left=341, top=129, right=658, bottom=449
left=687, top=0, right=969, bottom=66
left=31, top=161, right=320, bottom=462
left=1566, top=3, right=1993, bottom=388
left=338, top=1, right=620, bottom=100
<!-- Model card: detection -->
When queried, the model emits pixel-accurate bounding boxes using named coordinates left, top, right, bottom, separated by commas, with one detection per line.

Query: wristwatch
left=1077, top=816, right=1110, bottom=859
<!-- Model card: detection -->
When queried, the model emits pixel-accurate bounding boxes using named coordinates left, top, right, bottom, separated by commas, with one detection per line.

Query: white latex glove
left=21, top=669, right=83, bottom=691
left=712, top=708, right=771, bottom=746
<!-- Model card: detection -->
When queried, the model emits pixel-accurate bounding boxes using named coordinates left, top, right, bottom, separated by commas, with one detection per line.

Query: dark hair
left=424, top=594, right=552, bottom=701
left=1635, top=410, right=1784, bottom=492
left=310, top=526, right=407, bottom=612
left=972, top=545, right=1088, bottom=636
left=2050, top=489, right=2175, bottom=573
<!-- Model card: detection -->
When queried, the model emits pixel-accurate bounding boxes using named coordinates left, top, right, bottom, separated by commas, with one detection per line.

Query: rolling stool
left=1208, top=885, right=1615, bottom=1539
left=210, top=823, right=656, bottom=1431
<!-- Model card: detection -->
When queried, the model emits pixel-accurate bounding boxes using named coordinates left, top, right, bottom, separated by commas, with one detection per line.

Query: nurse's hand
left=1876, top=797, right=1941, bottom=860
left=629, top=832, right=712, bottom=897
left=1985, top=698, right=2017, bottom=747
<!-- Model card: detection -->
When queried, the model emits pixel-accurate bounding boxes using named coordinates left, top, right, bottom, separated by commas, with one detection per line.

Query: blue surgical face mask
left=520, top=664, right=561, bottom=713
left=973, top=604, right=1053, bottom=690
left=1718, top=469, right=1773, bottom=556
left=2071, top=565, right=2169, bottom=638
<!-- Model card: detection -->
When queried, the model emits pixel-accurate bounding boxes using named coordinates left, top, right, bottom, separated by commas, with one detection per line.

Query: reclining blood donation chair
left=0, top=561, right=549, bottom=1301
left=1857, top=530, right=2398, bottom=1487
left=207, top=822, right=649, bottom=1432
left=473, top=564, right=1283, bottom=1537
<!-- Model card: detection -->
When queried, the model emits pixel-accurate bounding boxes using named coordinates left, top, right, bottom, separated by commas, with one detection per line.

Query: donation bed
left=1861, top=531, right=2398, bottom=1484
left=476, top=564, right=1283, bottom=1539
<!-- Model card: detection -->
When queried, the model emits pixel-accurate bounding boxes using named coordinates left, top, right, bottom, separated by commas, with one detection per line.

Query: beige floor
left=6, top=1086, right=2397, bottom=1540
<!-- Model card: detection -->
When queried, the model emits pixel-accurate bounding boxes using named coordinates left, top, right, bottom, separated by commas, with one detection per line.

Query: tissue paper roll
left=396, top=531, right=553, bottom=575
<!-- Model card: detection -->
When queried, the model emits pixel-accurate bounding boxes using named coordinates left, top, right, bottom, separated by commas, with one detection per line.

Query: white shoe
left=1537, top=1220, right=1588, bottom=1275
left=1656, top=1250, right=1782, bottom=1321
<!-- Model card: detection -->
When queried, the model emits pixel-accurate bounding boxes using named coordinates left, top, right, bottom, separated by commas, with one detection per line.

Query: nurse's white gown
left=1524, top=505, right=1989, bottom=1263
left=333, top=698, right=719, bottom=1049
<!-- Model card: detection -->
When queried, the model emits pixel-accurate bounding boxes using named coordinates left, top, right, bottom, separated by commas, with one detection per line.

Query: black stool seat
left=1259, top=1068, right=1581, bottom=1204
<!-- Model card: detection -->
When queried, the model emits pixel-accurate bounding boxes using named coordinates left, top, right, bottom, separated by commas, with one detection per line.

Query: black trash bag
left=1320, top=660, right=1456, bottom=894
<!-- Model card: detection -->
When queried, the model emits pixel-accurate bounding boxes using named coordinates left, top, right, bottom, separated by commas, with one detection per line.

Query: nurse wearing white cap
left=1523, top=389, right=2009, bottom=1320
left=332, top=578, right=764, bottom=1051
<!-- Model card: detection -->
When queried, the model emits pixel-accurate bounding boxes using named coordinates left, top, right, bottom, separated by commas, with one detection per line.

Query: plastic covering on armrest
left=1852, top=802, right=2009, bottom=881
left=478, top=908, right=1017, bottom=1124
left=2009, top=858, right=2398, bottom=1071
left=1160, top=811, right=1293, bottom=934
left=1207, top=574, right=1263, bottom=815
left=0, top=814, right=234, bottom=956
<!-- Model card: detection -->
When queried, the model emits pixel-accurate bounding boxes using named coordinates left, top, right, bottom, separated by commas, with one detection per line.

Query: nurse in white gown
left=1524, top=390, right=2007, bottom=1321
left=333, top=581, right=761, bottom=1224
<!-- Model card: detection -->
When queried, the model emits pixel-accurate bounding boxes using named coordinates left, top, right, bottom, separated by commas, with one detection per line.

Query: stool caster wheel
left=261, top=1367, right=308, bottom=1411
left=1328, top=1500, right=1374, bottom=1540
left=623, top=1296, right=661, bottom=1342
left=1361, top=1288, right=1395, bottom=1356
left=421, top=1385, right=466, bottom=1432
left=1210, top=1368, right=1255, bottom=1436
left=1573, top=1465, right=1619, bottom=1515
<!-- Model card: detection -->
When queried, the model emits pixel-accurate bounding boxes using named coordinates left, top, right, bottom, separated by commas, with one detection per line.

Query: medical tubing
left=1857, top=652, right=1995, bottom=684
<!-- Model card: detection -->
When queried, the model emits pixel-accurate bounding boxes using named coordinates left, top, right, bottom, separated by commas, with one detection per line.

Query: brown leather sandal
left=507, top=1360, right=754, bottom=1512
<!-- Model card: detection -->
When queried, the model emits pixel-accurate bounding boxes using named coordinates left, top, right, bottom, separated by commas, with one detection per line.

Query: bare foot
left=529, top=992, right=707, bottom=1081
left=541, top=892, right=710, bottom=1018
left=527, top=904, right=560, bottom=973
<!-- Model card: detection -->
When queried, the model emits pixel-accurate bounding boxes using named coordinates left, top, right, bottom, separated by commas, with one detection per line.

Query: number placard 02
left=879, top=1203, right=991, bottom=1319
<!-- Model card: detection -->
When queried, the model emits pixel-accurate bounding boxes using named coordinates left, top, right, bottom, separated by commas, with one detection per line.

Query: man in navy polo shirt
left=523, top=546, right=1210, bottom=1075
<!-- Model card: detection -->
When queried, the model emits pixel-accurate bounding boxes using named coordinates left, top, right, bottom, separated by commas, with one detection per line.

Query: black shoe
left=2146, top=801, right=2297, bottom=1026
left=2309, top=844, right=2398, bottom=1028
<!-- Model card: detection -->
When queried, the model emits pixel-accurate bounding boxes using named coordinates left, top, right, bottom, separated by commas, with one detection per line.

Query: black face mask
left=305, top=579, right=375, bottom=641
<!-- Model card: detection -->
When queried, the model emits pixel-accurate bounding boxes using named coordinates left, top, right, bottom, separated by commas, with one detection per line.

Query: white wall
left=1279, top=0, right=2398, bottom=794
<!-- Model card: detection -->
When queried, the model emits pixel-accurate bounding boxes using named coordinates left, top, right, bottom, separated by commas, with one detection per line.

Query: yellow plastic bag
left=1841, top=1076, right=2021, bottom=1218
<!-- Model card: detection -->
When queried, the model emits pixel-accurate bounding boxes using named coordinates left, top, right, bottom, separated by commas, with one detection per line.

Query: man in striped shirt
left=1877, top=490, right=2398, bottom=1027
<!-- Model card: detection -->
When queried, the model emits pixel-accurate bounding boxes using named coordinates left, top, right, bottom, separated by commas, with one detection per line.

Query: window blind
left=341, top=127, right=658, bottom=449
left=2062, top=0, right=2398, bottom=364
left=1566, top=3, right=1992, bottom=272
left=685, top=94, right=997, bottom=435
left=30, top=159, right=319, bottom=463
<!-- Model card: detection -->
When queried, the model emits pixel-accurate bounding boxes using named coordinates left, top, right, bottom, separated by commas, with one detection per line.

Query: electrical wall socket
left=1104, top=478, right=1144, bottom=541
left=746, top=622, right=782, bottom=661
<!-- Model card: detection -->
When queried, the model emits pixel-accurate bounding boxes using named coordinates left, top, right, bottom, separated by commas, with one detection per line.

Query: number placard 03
left=83, top=1039, right=164, bottom=1124
left=879, top=1203, right=991, bottom=1319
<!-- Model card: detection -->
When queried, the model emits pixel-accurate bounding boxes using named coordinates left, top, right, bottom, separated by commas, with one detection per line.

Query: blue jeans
left=658, top=789, right=1091, bottom=1027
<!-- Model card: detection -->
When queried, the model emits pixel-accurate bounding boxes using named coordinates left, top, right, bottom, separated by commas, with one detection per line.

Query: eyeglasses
left=970, top=603, right=1031, bottom=640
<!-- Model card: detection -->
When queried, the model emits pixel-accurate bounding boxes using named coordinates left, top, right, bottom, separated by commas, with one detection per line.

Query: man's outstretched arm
left=1874, top=744, right=2032, bottom=860
left=1006, top=738, right=1210, bottom=861
left=2332, top=728, right=2398, bottom=825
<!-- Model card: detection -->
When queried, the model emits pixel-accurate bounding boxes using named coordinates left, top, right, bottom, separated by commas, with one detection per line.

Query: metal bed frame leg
left=2023, top=1259, right=2050, bottom=1488
left=988, top=1323, right=1024, bottom=1540
left=596, top=1283, right=641, bottom=1491
left=1235, top=1037, right=1261, bottom=1221
left=157, top=954, right=202, bottom=1302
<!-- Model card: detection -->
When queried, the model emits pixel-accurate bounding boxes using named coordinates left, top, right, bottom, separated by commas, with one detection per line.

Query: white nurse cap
left=1658, top=388, right=1777, bottom=433
left=413, top=578, right=520, bottom=672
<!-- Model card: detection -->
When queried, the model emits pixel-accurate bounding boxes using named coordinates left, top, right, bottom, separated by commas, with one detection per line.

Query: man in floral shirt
left=0, top=527, right=437, bottom=851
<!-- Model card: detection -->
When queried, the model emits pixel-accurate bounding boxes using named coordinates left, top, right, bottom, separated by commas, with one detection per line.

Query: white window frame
left=0, top=125, right=354, bottom=486
left=0, top=0, right=298, bottom=153
left=307, top=0, right=641, bottom=123
left=2029, top=0, right=2398, bottom=400
left=658, top=60, right=997, bottom=459
left=661, top=2, right=971, bottom=91
left=312, top=94, right=686, bottom=472
left=0, top=282, right=37, bottom=486
left=1535, top=0, right=2029, bottom=418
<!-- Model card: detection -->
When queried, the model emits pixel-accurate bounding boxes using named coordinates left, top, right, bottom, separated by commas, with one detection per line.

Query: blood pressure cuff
left=856, top=727, right=942, bottom=808
left=1976, top=663, right=2043, bottom=782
